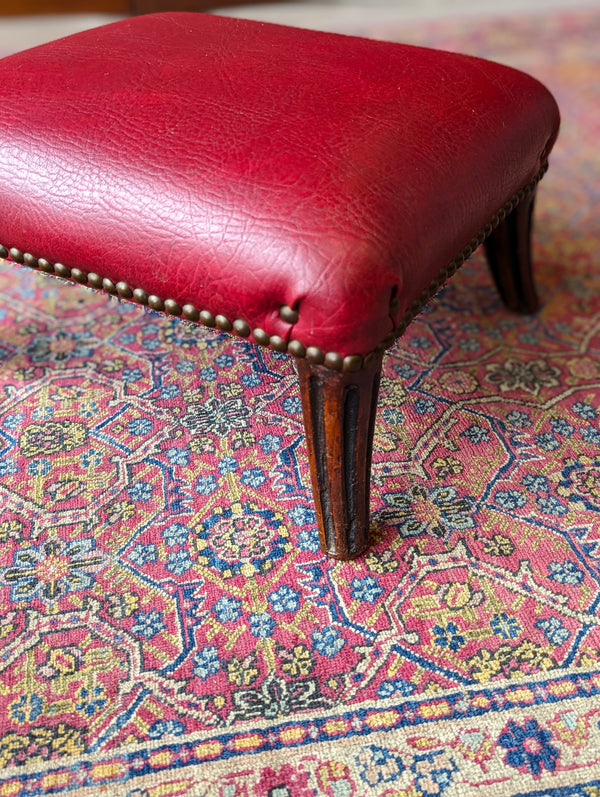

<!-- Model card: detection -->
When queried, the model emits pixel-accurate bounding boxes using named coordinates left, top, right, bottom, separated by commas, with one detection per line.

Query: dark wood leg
left=296, top=352, right=383, bottom=560
left=484, top=189, right=539, bottom=314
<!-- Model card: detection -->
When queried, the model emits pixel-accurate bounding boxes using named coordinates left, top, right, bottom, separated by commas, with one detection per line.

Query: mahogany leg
left=296, top=352, right=383, bottom=560
left=484, top=188, right=539, bottom=314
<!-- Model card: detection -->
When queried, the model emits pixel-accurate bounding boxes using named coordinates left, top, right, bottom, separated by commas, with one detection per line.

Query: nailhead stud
left=252, top=328, right=269, bottom=346
left=233, top=319, right=251, bottom=337
left=148, top=295, right=165, bottom=311
left=0, top=245, right=8, bottom=259
left=71, top=268, right=88, bottom=284
left=133, top=288, right=149, bottom=304
left=215, top=315, right=233, bottom=332
left=164, top=298, right=182, bottom=316
left=324, top=352, right=343, bottom=371
left=269, top=335, right=287, bottom=352
left=23, top=253, right=39, bottom=268
left=182, top=304, right=199, bottom=322
left=102, top=277, right=117, bottom=294
left=279, top=305, right=299, bottom=324
left=306, top=346, right=325, bottom=365
left=38, top=259, right=54, bottom=273
left=87, top=272, right=103, bottom=288
left=9, top=248, right=24, bottom=263
left=343, top=354, right=363, bottom=373
left=287, top=339, right=306, bottom=358
left=116, top=281, right=133, bottom=298
left=199, top=310, right=216, bottom=327
left=54, top=263, right=71, bottom=278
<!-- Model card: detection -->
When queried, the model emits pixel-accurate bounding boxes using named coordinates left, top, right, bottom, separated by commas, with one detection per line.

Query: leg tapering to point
left=484, top=189, right=540, bottom=314
left=296, top=352, right=384, bottom=560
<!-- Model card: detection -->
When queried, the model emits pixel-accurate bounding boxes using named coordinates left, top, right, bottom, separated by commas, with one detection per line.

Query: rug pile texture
left=0, top=6, right=599, bottom=795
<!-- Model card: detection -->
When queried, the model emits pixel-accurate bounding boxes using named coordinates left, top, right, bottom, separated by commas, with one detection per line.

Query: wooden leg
left=484, top=189, right=539, bottom=314
left=296, top=352, right=383, bottom=560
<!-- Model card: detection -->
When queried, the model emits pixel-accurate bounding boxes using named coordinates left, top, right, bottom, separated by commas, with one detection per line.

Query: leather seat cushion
left=0, top=13, right=560, bottom=357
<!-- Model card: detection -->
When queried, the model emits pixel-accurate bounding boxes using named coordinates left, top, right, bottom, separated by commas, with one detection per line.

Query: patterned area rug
left=1, top=6, right=599, bottom=795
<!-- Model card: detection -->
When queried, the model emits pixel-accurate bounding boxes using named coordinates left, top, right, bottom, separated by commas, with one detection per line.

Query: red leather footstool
left=0, top=13, right=559, bottom=559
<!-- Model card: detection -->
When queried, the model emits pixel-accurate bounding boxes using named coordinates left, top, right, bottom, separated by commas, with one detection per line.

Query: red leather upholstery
left=0, top=13, right=559, bottom=358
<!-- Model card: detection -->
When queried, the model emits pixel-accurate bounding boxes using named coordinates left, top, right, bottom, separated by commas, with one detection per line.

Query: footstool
left=0, top=13, right=559, bottom=559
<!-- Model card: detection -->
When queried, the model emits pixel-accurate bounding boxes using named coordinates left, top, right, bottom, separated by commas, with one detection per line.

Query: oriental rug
left=1, top=5, right=599, bottom=795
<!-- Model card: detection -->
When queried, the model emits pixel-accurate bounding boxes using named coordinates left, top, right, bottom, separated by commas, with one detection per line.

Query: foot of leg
left=296, top=352, right=383, bottom=560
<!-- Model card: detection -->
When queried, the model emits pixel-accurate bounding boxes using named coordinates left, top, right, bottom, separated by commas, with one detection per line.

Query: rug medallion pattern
left=1, top=7, right=599, bottom=796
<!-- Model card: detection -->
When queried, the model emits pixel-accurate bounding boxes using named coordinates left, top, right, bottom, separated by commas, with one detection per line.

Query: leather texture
left=0, top=13, right=560, bottom=357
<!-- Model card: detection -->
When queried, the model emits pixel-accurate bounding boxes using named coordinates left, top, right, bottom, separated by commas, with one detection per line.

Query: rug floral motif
left=1, top=6, right=600, bottom=796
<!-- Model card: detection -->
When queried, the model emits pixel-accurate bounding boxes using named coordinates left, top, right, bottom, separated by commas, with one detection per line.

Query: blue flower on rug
left=535, top=616, right=570, bottom=645
left=548, top=561, right=584, bottom=585
left=571, top=401, right=597, bottom=420
left=193, top=645, right=221, bottom=680
left=131, top=609, right=166, bottom=639
left=412, top=750, right=458, bottom=796
left=162, top=523, right=190, bottom=546
left=129, top=543, right=158, bottom=566
left=75, top=685, right=106, bottom=717
left=498, top=718, right=559, bottom=776
left=433, top=622, right=465, bottom=652
left=461, top=424, right=490, bottom=444
left=148, top=719, right=185, bottom=739
left=350, top=576, right=384, bottom=604
left=249, top=612, right=276, bottom=639
left=506, top=410, right=532, bottom=427
left=268, top=585, right=301, bottom=613
left=377, top=679, right=416, bottom=699
left=494, top=490, right=527, bottom=510
left=311, top=626, right=346, bottom=658
left=9, top=693, right=44, bottom=724
left=522, top=474, right=550, bottom=493
left=165, top=447, right=190, bottom=467
left=356, top=744, right=404, bottom=787
left=490, top=612, right=522, bottom=640
left=213, top=596, right=242, bottom=623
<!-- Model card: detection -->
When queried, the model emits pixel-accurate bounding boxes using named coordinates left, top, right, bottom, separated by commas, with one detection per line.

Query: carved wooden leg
left=296, top=352, right=383, bottom=560
left=484, top=188, right=539, bottom=314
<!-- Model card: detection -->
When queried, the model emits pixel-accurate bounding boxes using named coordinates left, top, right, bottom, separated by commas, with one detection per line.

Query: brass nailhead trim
left=233, top=319, right=251, bottom=337
left=164, top=298, right=182, bottom=316
left=102, top=277, right=117, bottom=294
left=55, top=263, right=71, bottom=279
left=306, top=346, right=325, bottom=365
left=116, top=281, right=133, bottom=298
left=215, top=315, right=232, bottom=332
left=279, top=304, right=299, bottom=324
left=269, top=335, right=287, bottom=353
left=148, top=295, right=164, bottom=311
left=1, top=162, right=547, bottom=373
left=287, top=339, right=306, bottom=358
left=133, top=288, right=148, bottom=304
left=252, top=328, right=269, bottom=346
left=87, top=272, right=103, bottom=288
left=182, top=304, right=199, bottom=322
